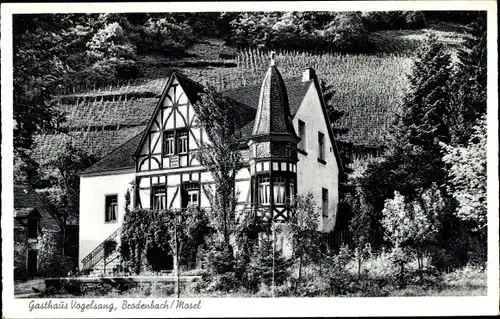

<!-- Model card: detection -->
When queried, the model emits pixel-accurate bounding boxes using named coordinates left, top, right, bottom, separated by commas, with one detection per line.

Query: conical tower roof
left=252, top=53, right=298, bottom=141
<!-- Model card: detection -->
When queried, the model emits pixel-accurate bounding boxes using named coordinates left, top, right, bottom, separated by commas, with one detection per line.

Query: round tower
left=248, top=52, right=300, bottom=222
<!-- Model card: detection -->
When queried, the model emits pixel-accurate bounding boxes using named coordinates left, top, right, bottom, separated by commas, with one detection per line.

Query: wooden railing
left=81, top=228, right=120, bottom=271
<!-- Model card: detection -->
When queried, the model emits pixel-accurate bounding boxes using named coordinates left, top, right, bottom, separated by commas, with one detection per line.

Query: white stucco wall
left=79, top=172, right=135, bottom=269
left=294, top=84, right=339, bottom=232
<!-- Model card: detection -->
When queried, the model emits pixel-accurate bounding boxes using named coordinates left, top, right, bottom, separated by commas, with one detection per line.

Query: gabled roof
left=80, top=131, right=144, bottom=176
left=81, top=72, right=342, bottom=175
left=14, top=184, right=58, bottom=231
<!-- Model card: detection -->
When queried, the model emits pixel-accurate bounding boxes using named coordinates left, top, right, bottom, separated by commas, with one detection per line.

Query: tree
left=359, top=33, right=454, bottom=245
left=142, top=17, right=195, bottom=55
left=247, top=233, right=291, bottom=290
left=442, top=115, right=487, bottom=262
left=13, top=15, right=70, bottom=151
left=36, top=142, right=96, bottom=256
left=349, top=187, right=373, bottom=279
left=86, top=21, right=140, bottom=82
left=192, top=86, right=243, bottom=245
left=381, top=185, right=444, bottom=283
left=450, top=15, right=487, bottom=145
left=282, top=193, right=321, bottom=291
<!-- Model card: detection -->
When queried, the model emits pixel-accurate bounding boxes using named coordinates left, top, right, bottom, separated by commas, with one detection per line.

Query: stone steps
left=88, top=251, right=121, bottom=277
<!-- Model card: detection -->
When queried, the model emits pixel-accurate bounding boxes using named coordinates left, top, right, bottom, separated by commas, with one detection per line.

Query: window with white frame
left=164, top=131, right=175, bottom=155
left=163, top=129, right=188, bottom=156
left=182, top=183, right=199, bottom=208
left=298, top=120, right=306, bottom=151
left=318, top=132, right=325, bottom=161
left=177, top=130, right=188, bottom=154
left=288, top=179, right=295, bottom=203
left=105, top=195, right=118, bottom=222
left=273, top=176, right=286, bottom=204
left=322, top=188, right=329, bottom=218
left=152, top=186, right=166, bottom=210
left=257, top=176, right=271, bottom=205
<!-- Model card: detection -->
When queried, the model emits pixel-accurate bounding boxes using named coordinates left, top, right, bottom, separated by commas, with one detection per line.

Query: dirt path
left=14, top=279, right=45, bottom=298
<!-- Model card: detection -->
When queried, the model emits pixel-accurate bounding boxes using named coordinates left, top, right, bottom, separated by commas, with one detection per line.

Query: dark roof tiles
left=81, top=131, right=144, bottom=175
left=83, top=76, right=314, bottom=175
left=14, top=184, right=58, bottom=231
left=223, top=77, right=312, bottom=117
left=251, top=65, right=297, bottom=138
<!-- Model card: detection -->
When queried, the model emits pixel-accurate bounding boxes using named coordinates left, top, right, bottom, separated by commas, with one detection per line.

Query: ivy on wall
left=119, top=207, right=213, bottom=274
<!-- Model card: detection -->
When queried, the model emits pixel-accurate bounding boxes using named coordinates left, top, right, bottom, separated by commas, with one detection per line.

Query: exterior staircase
left=81, top=228, right=121, bottom=276
left=88, top=249, right=121, bottom=276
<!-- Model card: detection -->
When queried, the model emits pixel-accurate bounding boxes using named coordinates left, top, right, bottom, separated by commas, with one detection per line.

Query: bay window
left=257, top=176, right=271, bottom=205
left=256, top=174, right=295, bottom=206
left=273, top=176, right=286, bottom=204
left=288, top=179, right=295, bottom=203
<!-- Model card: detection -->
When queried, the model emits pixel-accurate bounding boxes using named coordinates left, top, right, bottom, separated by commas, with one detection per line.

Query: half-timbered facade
left=79, top=58, right=341, bottom=270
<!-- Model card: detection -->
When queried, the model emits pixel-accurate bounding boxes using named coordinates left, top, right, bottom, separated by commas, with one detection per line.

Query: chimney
left=302, top=67, right=315, bottom=82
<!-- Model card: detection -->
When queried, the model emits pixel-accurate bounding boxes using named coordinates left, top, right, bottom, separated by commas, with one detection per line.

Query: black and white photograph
left=1, top=1, right=498, bottom=317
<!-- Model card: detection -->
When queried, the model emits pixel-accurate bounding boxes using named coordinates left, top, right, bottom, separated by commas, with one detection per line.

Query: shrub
left=323, top=12, right=371, bottom=52
left=404, top=12, right=427, bottom=30
left=443, top=264, right=486, bottom=289
left=323, top=246, right=358, bottom=296
left=246, top=236, right=291, bottom=290
left=142, top=18, right=195, bottom=55
left=86, top=22, right=140, bottom=82
left=14, top=266, right=28, bottom=281
left=295, top=278, right=330, bottom=297
left=227, top=11, right=371, bottom=53
left=199, top=242, right=240, bottom=293
left=38, top=231, right=75, bottom=277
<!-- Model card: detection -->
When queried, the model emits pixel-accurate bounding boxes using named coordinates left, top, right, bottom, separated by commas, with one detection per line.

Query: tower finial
left=270, top=51, right=276, bottom=66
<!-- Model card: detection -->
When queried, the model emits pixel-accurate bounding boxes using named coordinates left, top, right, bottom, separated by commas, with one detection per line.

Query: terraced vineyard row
left=36, top=48, right=414, bottom=163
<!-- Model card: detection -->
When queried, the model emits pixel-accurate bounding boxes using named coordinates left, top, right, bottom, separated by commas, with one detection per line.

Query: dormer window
left=163, top=129, right=188, bottom=156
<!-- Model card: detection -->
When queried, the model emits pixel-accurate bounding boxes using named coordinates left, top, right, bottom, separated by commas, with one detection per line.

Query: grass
left=18, top=260, right=486, bottom=298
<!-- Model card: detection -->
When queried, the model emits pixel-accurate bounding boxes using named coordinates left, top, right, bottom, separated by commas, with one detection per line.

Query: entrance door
left=27, top=250, right=37, bottom=277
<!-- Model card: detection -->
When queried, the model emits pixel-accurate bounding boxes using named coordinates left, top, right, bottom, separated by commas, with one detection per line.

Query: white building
left=79, top=58, right=341, bottom=272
